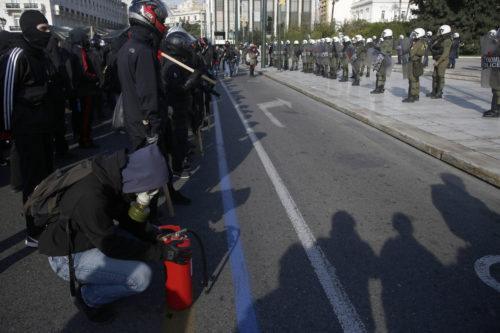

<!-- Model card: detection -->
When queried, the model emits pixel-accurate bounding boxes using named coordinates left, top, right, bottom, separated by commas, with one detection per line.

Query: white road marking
left=256, top=98, right=291, bottom=128
left=474, top=255, right=500, bottom=293
left=220, top=81, right=367, bottom=333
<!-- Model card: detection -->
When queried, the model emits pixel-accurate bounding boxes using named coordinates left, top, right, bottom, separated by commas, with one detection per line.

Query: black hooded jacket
left=0, top=36, right=54, bottom=134
left=38, top=150, right=165, bottom=261
left=65, top=28, right=99, bottom=97
left=117, top=25, right=164, bottom=142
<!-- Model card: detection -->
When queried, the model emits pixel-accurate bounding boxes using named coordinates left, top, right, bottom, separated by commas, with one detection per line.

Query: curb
left=263, top=72, right=500, bottom=188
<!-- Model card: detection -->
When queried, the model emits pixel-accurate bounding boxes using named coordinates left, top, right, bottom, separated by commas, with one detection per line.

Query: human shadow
left=444, top=94, right=487, bottom=113
left=388, top=86, right=408, bottom=98
left=431, top=173, right=500, bottom=332
left=320, top=211, right=379, bottom=332
left=237, top=210, right=378, bottom=332
left=379, top=213, right=447, bottom=333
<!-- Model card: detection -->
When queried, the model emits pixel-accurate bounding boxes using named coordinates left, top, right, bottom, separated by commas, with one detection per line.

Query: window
left=381, top=10, right=385, bottom=20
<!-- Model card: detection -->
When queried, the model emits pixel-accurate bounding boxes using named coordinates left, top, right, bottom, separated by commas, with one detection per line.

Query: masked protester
left=117, top=0, right=169, bottom=151
left=0, top=10, right=54, bottom=247
left=38, top=145, right=191, bottom=323
left=66, top=27, right=100, bottom=148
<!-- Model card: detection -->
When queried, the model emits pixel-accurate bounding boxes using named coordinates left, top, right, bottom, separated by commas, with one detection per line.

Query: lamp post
left=261, top=0, right=267, bottom=68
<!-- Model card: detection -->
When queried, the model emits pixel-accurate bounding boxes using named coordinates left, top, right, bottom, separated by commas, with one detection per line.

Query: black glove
left=182, top=70, right=202, bottom=91
left=161, top=240, right=192, bottom=265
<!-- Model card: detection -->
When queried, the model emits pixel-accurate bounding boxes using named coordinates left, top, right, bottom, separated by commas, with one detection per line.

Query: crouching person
left=37, top=144, right=191, bottom=323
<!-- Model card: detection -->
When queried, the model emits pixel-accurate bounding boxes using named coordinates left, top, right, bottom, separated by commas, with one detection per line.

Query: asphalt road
left=1, top=66, right=500, bottom=332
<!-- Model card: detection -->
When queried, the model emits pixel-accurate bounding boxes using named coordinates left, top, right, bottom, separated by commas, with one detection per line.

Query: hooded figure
left=0, top=10, right=53, bottom=247
left=65, top=27, right=100, bottom=148
left=38, top=144, right=190, bottom=323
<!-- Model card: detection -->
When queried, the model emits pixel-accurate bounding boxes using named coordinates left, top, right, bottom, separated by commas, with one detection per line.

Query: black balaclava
left=20, top=10, right=51, bottom=50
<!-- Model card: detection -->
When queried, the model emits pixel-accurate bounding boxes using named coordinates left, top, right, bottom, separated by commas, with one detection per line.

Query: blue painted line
left=213, top=95, right=260, bottom=333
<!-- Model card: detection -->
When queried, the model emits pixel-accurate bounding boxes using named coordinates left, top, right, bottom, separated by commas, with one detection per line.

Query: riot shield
left=480, top=35, right=500, bottom=89
left=347, top=44, right=361, bottom=73
left=401, top=37, right=412, bottom=79
left=335, top=42, right=342, bottom=58
left=366, top=48, right=393, bottom=75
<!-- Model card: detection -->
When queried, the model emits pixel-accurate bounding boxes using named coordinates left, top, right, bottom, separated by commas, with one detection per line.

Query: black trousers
left=14, top=132, right=53, bottom=236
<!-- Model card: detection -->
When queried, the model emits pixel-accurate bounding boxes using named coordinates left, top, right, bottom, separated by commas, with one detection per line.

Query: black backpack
left=24, top=160, right=93, bottom=227
left=24, top=159, right=93, bottom=296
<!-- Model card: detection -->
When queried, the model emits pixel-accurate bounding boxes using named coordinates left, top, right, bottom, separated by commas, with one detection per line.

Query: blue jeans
left=225, top=61, right=232, bottom=77
left=48, top=248, right=152, bottom=308
left=234, top=60, right=239, bottom=75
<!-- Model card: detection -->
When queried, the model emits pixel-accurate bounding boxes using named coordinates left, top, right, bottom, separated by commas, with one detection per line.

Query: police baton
left=160, top=52, right=217, bottom=86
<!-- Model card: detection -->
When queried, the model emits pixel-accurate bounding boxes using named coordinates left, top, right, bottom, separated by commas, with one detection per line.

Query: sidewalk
left=259, top=60, right=500, bottom=188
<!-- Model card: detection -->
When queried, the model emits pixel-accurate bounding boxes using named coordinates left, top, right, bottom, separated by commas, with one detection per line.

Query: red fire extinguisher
left=159, top=225, right=193, bottom=311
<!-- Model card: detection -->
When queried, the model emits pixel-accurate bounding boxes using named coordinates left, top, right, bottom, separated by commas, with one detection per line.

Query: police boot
left=352, top=78, right=360, bottom=86
left=483, top=106, right=499, bottom=117
left=431, top=91, right=443, bottom=99
left=426, top=83, right=437, bottom=97
left=330, top=72, right=337, bottom=79
left=402, top=96, right=416, bottom=103
left=339, top=76, right=348, bottom=82
left=366, top=72, right=370, bottom=78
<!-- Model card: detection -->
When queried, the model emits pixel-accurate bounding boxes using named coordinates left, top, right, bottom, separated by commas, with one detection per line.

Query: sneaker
left=74, top=285, right=115, bottom=323
left=172, top=170, right=191, bottom=179
left=25, top=235, right=39, bottom=248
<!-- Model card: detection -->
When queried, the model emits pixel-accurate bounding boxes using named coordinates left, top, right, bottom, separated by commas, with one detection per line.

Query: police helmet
left=286, top=40, right=290, bottom=44
left=129, top=0, right=169, bottom=38
left=366, top=38, right=373, bottom=44
left=342, top=36, right=350, bottom=44
left=333, top=36, right=340, bottom=43
left=294, top=40, right=299, bottom=45
left=426, top=31, right=433, bottom=37
left=325, top=37, right=332, bottom=43
left=411, top=28, right=426, bottom=40
left=355, top=34, right=363, bottom=42
left=437, top=25, right=451, bottom=36
left=382, top=29, right=393, bottom=38
left=164, top=27, right=197, bottom=62
left=453, top=32, right=459, bottom=39
left=488, top=29, right=497, bottom=38
left=302, top=39, right=307, bottom=44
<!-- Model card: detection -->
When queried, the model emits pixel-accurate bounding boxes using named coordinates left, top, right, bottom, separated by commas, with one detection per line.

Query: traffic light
left=266, top=16, right=272, bottom=33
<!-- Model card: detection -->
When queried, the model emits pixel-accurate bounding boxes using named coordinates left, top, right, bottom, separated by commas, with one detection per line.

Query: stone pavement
left=258, top=59, right=500, bottom=188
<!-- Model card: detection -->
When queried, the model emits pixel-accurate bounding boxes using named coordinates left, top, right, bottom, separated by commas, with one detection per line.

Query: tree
left=410, top=0, right=500, bottom=54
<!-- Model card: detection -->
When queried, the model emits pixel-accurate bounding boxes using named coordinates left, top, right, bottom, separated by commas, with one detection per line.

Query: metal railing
left=24, top=3, right=39, bottom=9
left=9, top=26, right=21, bottom=31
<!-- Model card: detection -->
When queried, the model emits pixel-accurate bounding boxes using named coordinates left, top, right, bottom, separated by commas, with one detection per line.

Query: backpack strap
left=63, top=215, right=77, bottom=297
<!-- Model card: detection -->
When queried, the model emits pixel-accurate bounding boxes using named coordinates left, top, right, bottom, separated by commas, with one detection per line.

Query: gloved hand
left=161, top=240, right=192, bottom=265
left=146, top=134, right=158, bottom=145
left=183, top=70, right=202, bottom=91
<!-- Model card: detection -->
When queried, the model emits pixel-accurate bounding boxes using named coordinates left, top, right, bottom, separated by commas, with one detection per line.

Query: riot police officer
left=291, top=40, right=301, bottom=71
left=482, top=28, right=500, bottom=117
left=339, top=36, right=351, bottom=82
left=371, top=29, right=393, bottom=94
left=403, top=28, right=427, bottom=103
left=427, top=25, right=452, bottom=99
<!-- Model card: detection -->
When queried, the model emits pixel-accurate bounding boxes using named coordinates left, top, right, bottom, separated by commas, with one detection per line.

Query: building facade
left=205, top=0, right=317, bottom=43
left=0, top=0, right=128, bottom=32
left=350, top=0, right=416, bottom=23
left=165, top=0, right=206, bottom=36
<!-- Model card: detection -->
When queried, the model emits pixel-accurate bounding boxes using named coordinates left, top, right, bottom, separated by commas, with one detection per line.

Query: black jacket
left=1, top=37, right=54, bottom=135
left=38, top=150, right=165, bottom=261
left=117, top=26, right=164, bottom=141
